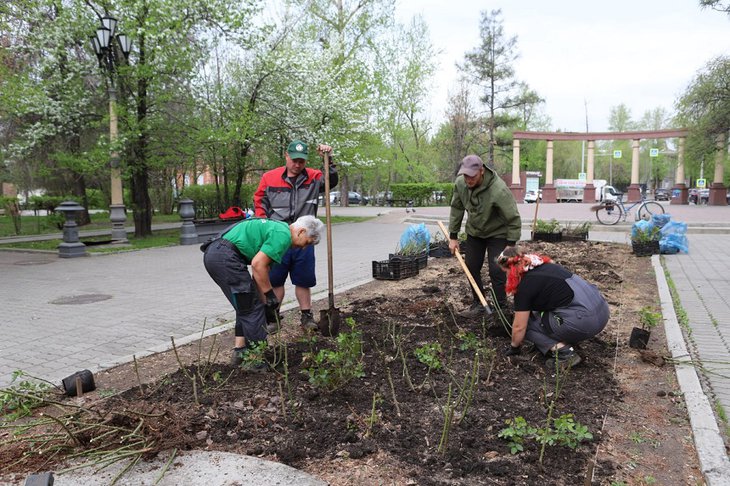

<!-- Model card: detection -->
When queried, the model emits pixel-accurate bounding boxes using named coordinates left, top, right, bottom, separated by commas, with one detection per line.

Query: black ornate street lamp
left=90, top=14, right=131, bottom=243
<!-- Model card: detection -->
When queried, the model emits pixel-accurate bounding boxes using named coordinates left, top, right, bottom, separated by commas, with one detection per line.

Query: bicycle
left=592, top=194, right=665, bottom=225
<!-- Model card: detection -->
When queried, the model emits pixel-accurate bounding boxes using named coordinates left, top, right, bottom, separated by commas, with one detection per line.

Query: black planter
left=372, top=258, right=419, bottom=280
left=629, top=327, right=651, bottom=349
left=429, top=244, right=453, bottom=258
left=62, top=369, right=96, bottom=396
left=532, top=232, right=562, bottom=242
left=390, top=251, right=428, bottom=270
left=562, top=232, right=589, bottom=242
left=632, top=240, right=660, bottom=257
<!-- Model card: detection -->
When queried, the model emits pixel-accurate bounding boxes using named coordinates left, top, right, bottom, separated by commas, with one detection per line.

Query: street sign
left=697, top=178, right=706, bottom=188
left=649, top=148, right=659, bottom=157
left=613, top=150, right=622, bottom=159
left=578, top=172, right=586, bottom=182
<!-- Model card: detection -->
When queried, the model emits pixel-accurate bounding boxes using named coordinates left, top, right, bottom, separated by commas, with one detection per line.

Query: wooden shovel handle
left=323, top=152, right=335, bottom=308
left=436, top=221, right=488, bottom=308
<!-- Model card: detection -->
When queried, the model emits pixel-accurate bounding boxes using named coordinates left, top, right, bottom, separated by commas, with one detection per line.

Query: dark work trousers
left=525, top=274, right=610, bottom=355
left=203, top=239, right=267, bottom=343
left=463, top=235, right=509, bottom=308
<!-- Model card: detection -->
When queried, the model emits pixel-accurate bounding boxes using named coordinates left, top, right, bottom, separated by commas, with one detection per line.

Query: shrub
left=303, top=318, right=365, bottom=391
left=639, top=306, right=661, bottom=330
left=534, top=219, right=561, bottom=233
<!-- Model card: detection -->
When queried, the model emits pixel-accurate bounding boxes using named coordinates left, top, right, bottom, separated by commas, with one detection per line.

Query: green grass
left=0, top=216, right=370, bottom=253
left=0, top=212, right=181, bottom=238
left=0, top=229, right=181, bottom=253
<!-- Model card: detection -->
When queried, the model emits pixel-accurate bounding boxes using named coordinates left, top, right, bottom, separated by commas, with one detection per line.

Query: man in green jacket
left=447, top=155, right=522, bottom=318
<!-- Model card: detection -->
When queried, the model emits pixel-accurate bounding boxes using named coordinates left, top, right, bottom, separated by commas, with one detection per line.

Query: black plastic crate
left=389, top=251, right=428, bottom=270
left=531, top=232, right=563, bottom=242
left=372, top=258, right=419, bottom=280
left=632, top=240, right=659, bottom=257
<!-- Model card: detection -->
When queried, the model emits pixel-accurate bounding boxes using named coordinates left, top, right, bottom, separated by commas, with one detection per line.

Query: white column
left=631, top=139, right=640, bottom=185
left=546, top=140, right=554, bottom=184
left=587, top=140, right=595, bottom=183
left=512, top=139, right=521, bottom=185
left=676, top=138, right=685, bottom=185
left=714, top=133, right=726, bottom=185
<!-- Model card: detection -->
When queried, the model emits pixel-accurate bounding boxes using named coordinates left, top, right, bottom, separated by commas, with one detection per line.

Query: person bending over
left=203, top=215, right=325, bottom=370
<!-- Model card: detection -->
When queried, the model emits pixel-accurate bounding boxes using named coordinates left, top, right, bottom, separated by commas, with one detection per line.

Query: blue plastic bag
left=399, top=223, right=431, bottom=254
left=652, top=213, right=671, bottom=229
left=631, top=219, right=655, bottom=240
left=660, top=220, right=689, bottom=254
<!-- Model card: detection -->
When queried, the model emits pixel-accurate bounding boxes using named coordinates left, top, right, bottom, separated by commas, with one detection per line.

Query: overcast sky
left=395, top=0, right=729, bottom=132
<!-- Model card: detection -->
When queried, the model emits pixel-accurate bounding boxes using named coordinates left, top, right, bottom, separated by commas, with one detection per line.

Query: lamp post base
left=110, top=204, right=128, bottom=243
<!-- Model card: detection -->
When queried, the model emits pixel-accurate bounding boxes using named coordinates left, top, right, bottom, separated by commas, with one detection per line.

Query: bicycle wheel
left=595, top=203, right=622, bottom=225
left=637, top=201, right=665, bottom=220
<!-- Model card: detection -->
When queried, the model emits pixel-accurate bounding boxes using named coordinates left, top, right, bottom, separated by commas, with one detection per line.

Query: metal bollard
left=178, top=198, right=198, bottom=245
left=54, top=201, right=87, bottom=258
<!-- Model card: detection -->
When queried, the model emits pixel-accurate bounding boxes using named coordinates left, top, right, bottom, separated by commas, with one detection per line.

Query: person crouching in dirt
left=203, top=216, right=325, bottom=371
left=497, top=247, right=610, bottom=369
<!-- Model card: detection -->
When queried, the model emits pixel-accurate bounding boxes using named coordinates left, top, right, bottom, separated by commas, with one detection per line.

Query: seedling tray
left=372, top=258, right=419, bottom=280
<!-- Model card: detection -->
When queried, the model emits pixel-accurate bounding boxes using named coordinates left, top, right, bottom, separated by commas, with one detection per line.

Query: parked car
left=329, top=191, right=367, bottom=205
left=374, top=191, right=394, bottom=206
left=654, top=188, right=670, bottom=201
left=524, top=189, right=542, bottom=203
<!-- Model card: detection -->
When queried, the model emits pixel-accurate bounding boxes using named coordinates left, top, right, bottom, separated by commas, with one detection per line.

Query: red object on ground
left=219, top=206, right=244, bottom=220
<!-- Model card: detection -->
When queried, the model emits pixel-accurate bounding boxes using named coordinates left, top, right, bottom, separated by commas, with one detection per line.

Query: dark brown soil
left=0, top=241, right=703, bottom=485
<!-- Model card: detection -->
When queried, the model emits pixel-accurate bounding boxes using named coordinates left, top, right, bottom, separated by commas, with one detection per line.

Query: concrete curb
left=653, top=255, right=730, bottom=485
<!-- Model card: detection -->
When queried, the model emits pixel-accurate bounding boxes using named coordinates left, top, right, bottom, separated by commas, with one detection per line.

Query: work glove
left=264, top=290, right=280, bottom=324
left=503, top=344, right=521, bottom=357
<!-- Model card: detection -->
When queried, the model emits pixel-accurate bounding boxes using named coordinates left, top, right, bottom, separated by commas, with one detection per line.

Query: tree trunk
left=131, top=34, right=152, bottom=237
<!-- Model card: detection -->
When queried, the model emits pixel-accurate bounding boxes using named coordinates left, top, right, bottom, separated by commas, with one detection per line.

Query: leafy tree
left=370, top=15, right=437, bottom=187
left=89, top=0, right=261, bottom=236
left=459, top=9, right=542, bottom=168
left=0, top=0, right=102, bottom=224
left=676, top=55, right=730, bottom=185
left=637, top=107, right=671, bottom=190
left=435, top=82, right=482, bottom=178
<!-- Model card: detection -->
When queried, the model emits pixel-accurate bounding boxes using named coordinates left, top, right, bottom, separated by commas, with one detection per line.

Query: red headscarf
left=502, top=253, right=552, bottom=296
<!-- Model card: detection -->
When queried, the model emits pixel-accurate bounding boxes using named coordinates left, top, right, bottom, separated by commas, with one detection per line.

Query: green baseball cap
left=287, top=140, right=308, bottom=160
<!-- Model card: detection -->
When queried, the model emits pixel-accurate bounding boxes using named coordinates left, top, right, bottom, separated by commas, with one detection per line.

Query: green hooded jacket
left=448, top=164, right=522, bottom=243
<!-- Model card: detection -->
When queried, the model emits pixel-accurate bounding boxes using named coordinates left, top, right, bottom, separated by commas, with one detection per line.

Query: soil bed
left=1, top=241, right=703, bottom=485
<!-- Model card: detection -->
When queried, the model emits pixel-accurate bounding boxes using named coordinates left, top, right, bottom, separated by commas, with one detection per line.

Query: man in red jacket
left=254, top=140, right=337, bottom=332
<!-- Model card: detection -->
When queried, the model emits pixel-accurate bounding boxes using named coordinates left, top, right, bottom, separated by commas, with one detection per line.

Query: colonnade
left=510, top=129, right=727, bottom=205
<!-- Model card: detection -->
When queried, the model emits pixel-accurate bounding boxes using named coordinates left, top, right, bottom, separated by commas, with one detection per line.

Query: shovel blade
left=319, top=308, right=342, bottom=336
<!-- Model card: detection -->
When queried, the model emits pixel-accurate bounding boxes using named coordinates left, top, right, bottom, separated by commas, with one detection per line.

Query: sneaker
left=266, top=314, right=284, bottom=334
left=545, top=346, right=582, bottom=370
left=300, top=311, right=318, bottom=332
left=231, top=347, right=245, bottom=367
left=458, top=302, right=484, bottom=319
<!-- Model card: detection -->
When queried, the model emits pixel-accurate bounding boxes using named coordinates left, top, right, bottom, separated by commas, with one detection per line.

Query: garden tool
left=436, top=221, right=492, bottom=315
left=318, top=151, right=342, bottom=336
left=531, top=191, right=541, bottom=236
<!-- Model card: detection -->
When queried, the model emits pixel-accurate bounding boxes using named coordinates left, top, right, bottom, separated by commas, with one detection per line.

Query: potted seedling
left=428, top=232, right=453, bottom=258
left=532, top=218, right=562, bottom=242
left=631, top=223, right=660, bottom=256
left=629, top=306, right=661, bottom=349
